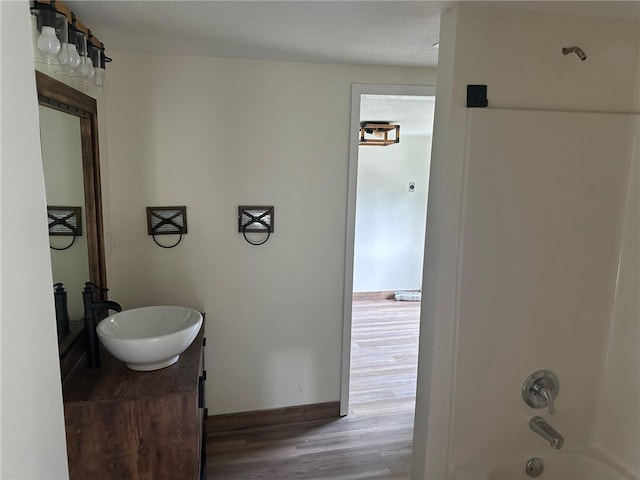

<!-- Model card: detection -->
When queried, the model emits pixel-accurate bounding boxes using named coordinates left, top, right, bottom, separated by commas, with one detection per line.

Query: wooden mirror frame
left=36, top=71, right=107, bottom=380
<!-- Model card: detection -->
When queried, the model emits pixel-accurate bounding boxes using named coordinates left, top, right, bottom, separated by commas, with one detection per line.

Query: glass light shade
left=92, top=47, right=111, bottom=91
left=88, top=44, right=100, bottom=70
left=65, top=26, right=88, bottom=76
left=78, top=55, right=90, bottom=76
left=58, top=42, right=70, bottom=64
left=94, top=67, right=105, bottom=87
left=74, top=30, right=88, bottom=60
left=31, top=5, right=68, bottom=64
left=84, top=44, right=100, bottom=87
left=67, top=44, right=81, bottom=68
left=86, top=56, right=95, bottom=79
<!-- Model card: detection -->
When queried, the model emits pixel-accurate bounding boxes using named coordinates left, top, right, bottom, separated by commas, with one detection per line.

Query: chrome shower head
left=562, top=46, right=587, bottom=61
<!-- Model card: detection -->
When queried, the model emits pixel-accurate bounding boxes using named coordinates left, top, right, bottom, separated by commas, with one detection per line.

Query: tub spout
left=529, top=416, right=564, bottom=449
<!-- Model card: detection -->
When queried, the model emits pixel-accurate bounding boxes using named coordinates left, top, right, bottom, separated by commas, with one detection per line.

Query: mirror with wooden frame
left=36, top=71, right=107, bottom=380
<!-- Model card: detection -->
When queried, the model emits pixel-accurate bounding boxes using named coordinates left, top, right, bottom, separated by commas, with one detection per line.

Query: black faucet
left=82, top=282, right=122, bottom=368
left=53, top=283, right=70, bottom=341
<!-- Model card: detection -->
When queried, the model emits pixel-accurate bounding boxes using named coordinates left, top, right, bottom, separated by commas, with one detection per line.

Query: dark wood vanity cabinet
left=63, top=325, right=206, bottom=479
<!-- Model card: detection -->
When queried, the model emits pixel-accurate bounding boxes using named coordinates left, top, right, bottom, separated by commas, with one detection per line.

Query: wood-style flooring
left=206, top=298, right=421, bottom=479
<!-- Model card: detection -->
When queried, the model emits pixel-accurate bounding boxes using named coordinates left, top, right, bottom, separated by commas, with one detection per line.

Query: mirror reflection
left=36, top=71, right=107, bottom=380
left=39, top=105, right=90, bottom=331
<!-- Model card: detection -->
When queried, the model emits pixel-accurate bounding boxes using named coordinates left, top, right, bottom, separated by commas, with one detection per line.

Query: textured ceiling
left=64, top=1, right=451, bottom=67
left=59, top=2, right=636, bottom=141
left=64, top=1, right=639, bottom=68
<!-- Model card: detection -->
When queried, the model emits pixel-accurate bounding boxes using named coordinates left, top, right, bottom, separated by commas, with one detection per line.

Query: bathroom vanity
left=62, top=323, right=206, bottom=479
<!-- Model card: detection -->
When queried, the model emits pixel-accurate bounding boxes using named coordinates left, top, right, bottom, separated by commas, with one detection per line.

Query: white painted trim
left=340, top=83, right=436, bottom=417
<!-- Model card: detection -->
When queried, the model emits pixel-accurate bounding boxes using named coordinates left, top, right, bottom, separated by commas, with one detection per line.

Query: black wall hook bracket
left=238, top=206, right=274, bottom=245
left=146, top=206, right=187, bottom=248
left=48, top=206, right=82, bottom=250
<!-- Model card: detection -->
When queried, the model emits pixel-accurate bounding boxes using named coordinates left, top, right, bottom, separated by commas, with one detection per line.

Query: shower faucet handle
left=536, top=385, right=555, bottom=415
left=522, top=370, right=559, bottom=415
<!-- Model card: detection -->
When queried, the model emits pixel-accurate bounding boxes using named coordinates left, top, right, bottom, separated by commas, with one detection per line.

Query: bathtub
left=451, top=451, right=637, bottom=480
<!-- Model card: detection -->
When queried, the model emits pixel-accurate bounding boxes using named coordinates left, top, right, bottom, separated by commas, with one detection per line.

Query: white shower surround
left=413, top=6, right=640, bottom=479
left=451, top=449, right=636, bottom=480
left=449, top=107, right=638, bottom=472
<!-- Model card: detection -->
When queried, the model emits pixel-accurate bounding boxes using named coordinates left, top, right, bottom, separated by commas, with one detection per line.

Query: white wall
left=412, top=5, right=640, bottom=479
left=102, top=51, right=436, bottom=414
left=353, top=135, right=431, bottom=292
left=0, top=1, right=69, bottom=478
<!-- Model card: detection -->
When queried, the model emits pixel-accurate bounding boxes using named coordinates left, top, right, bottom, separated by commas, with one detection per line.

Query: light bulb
left=68, top=44, right=81, bottom=68
left=78, top=55, right=89, bottom=76
left=37, top=26, right=61, bottom=55
left=87, top=58, right=95, bottom=79
left=58, top=43, right=69, bottom=64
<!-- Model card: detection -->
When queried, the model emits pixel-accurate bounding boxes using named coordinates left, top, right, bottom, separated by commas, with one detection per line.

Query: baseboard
left=352, top=291, right=396, bottom=300
left=205, top=401, right=340, bottom=434
left=352, top=290, right=421, bottom=301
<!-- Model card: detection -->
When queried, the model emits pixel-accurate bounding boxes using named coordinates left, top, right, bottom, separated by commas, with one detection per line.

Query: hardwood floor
left=206, top=299, right=421, bottom=479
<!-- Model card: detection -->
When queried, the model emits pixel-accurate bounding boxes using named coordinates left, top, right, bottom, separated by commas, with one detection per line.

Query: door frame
left=340, top=83, right=437, bottom=416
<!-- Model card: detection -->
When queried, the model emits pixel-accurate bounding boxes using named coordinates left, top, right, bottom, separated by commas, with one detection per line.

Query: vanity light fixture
left=359, top=121, right=400, bottom=146
left=31, top=0, right=112, bottom=92
left=31, top=1, right=68, bottom=64
left=146, top=206, right=188, bottom=248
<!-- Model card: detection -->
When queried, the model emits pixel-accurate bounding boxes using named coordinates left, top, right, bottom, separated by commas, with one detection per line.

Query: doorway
left=341, top=84, right=436, bottom=416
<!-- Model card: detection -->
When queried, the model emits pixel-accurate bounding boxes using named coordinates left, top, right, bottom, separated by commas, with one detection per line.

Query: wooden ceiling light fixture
left=359, top=121, right=400, bottom=146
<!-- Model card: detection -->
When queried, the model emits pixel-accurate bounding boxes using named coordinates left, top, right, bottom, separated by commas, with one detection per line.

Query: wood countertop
left=63, top=322, right=204, bottom=404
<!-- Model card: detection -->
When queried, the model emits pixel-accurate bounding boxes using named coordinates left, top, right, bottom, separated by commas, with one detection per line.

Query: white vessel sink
left=97, top=306, right=203, bottom=371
